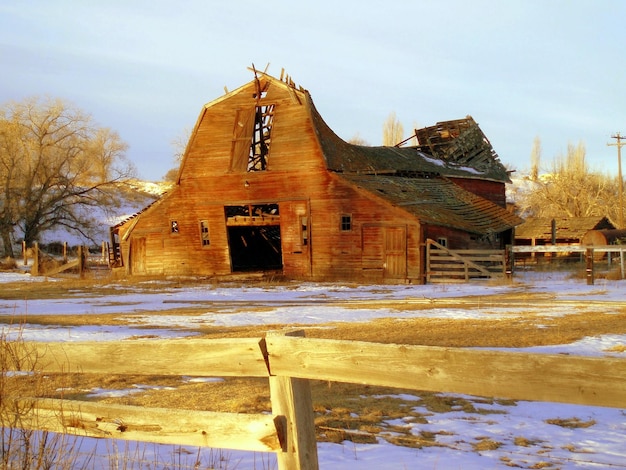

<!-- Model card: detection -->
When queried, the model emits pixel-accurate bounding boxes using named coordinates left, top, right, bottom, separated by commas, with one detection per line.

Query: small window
left=437, top=237, right=447, bottom=247
left=199, top=220, right=210, bottom=246
left=170, top=220, right=179, bottom=234
left=300, top=216, right=308, bottom=246
left=340, top=214, right=352, bottom=232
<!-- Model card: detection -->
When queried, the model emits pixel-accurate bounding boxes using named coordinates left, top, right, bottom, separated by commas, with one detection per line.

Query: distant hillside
left=39, top=180, right=171, bottom=247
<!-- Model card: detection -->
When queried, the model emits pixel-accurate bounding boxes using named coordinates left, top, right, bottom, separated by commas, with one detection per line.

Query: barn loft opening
left=225, top=204, right=282, bottom=272
left=247, top=104, right=275, bottom=171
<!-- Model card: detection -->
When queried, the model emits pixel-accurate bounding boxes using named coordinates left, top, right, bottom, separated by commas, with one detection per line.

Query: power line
left=608, top=133, right=625, bottom=228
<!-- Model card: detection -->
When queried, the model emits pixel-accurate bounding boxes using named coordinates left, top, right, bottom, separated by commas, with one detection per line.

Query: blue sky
left=1, top=1, right=624, bottom=181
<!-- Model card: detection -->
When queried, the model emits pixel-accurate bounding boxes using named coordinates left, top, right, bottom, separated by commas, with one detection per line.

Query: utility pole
left=608, top=133, right=625, bottom=229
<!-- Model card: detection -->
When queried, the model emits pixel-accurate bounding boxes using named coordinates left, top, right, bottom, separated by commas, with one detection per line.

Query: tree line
left=510, top=137, right=623, bottom=228
left=0, top=97, right=136, bottom=258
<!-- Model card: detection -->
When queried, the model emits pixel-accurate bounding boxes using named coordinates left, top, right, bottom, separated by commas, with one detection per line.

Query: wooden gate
left=426, top=239, right=506, bottom=282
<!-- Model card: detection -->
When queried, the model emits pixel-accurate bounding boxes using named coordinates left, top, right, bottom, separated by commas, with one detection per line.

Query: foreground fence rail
left=7, top=331, right=626, bottom=470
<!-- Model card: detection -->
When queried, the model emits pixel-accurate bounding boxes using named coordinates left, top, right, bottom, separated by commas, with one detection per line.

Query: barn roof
left=515, top=216, right=615, bottom=240
left=307, top=94, right=511, bottom=183
left=341, top=174, right=521, bottom=235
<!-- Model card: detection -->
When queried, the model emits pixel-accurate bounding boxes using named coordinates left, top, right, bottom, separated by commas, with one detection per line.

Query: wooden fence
left=7, top=330, right=626, bottom=470
left=25, top=241, right=111, bottom=278
left=426, top=241, right=625, bottom=283
left=511, top=245, right=626, bottom=282
left=426, top=239, right=507, bottom=282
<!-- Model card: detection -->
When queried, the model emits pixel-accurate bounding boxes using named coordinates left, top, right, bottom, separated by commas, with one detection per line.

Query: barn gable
left=111, top=69, right=521, bottom=283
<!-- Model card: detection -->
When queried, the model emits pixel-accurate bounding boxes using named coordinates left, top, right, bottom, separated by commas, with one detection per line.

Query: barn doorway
left=362, top=225, right=407, bottom=279
left=225, top=204, right=283, bottom=272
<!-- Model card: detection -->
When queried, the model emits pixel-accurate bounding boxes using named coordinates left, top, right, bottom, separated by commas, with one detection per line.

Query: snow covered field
left=1, top=271, right=625, bottom=469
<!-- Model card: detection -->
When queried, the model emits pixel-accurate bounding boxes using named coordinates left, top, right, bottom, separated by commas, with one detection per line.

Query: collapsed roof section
left=412, top=116, right=505, bottom=178
left=309, top=98, right=511, bottom=183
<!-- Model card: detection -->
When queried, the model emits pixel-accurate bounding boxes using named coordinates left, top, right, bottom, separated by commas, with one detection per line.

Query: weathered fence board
left=264, top=336, right=626, bottom=409
left=34, top=338, right=269, bottom=377
left=266, top=331, right=319, bottom=470
left=14, top=398, right=281, bottom=452
left=426, top=239, right=506, bottom=282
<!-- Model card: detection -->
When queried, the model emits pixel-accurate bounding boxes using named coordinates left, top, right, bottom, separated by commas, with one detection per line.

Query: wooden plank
left=513, top=245, right=587, bottom=253
left=17, top=398, right=281, bottom=452
left=513, top=245, right=625, bottom=254
left=30, top=338, right=269, bottom=377
left=39, top=258, right=80, bottom=277
left=426, top=240, right=494, bottom=277
left=265, top=336, right=626, bottom=409
left=267, top=331, right=318, bottom=470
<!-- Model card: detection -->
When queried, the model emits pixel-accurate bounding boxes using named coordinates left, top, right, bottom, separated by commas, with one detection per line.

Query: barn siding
left=448, top=177, right=506, bottom=208
left=119, top=168, right=424, bottom=282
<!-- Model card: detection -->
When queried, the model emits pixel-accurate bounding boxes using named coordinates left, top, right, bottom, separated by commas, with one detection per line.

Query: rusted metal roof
left=515, top=216, right=615, bottom=240
left=341, top=174, right=522, bottom=235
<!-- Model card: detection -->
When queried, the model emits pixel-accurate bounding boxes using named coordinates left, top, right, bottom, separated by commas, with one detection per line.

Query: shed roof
left=515, top=216, right=615, bottom=240
left=341, top=174, right=522, bottom=235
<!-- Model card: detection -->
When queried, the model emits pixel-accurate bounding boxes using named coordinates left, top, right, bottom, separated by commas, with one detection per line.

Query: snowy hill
left=39, top=180, right=171, bottom=247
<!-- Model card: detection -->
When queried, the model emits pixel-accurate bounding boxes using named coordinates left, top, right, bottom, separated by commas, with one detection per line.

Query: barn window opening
left=341, top=214, right=352, bottom=232
left=225, top=204, right=279, bottom=223
left=170, top=220, right=179, bottom=234
left=199, top=220, right=210, bottom=246
left=248, top=104, right=275, bottom=172
left=437, top=237, right=448, bottom=247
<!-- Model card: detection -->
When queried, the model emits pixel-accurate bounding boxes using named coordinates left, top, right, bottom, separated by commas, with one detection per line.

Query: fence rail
left=426, top=239, right=506, bottom=282
left=7, top=331, right=626, bottom=470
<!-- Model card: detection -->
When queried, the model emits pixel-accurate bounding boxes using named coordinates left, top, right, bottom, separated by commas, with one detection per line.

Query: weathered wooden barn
left=110, top=70, right=521, bottom=283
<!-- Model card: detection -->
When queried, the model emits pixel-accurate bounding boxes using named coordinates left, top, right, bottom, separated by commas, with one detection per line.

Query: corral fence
left=7, top=330, right=626, bottom=470
left=511, top=245, right=626, bottom=284
left=425, top=239, right=625, bottom=284
left=425, top=239, right=508, bottom=282
left=24, top=241, right=110, bottom=278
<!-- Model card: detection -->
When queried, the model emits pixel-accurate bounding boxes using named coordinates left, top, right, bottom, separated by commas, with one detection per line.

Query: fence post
left=32, top=242, right=39, bottom=276
left=22, top=241, right=27, bottom=266
left=78, top=246, right=86, bottom=279
left=267, top=330, right=319, bottom=470
left=585, top=247, right=594, bottom=285
left=505, top=245, right=514, bottom=279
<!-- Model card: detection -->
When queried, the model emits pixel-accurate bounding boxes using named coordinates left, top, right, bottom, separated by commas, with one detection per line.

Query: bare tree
left=530, top=136, right=541, bottom=182
left=0, top=97, right=136, bottom=256
left=382, top=112, right=404, bottom=146
left=347, top=133, right=369, bottom=145
left=517, top=141, right=619, bottom=221
left=164, top=127, right=192, bottom=182
left=0, top=119, right=23, bottom=257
